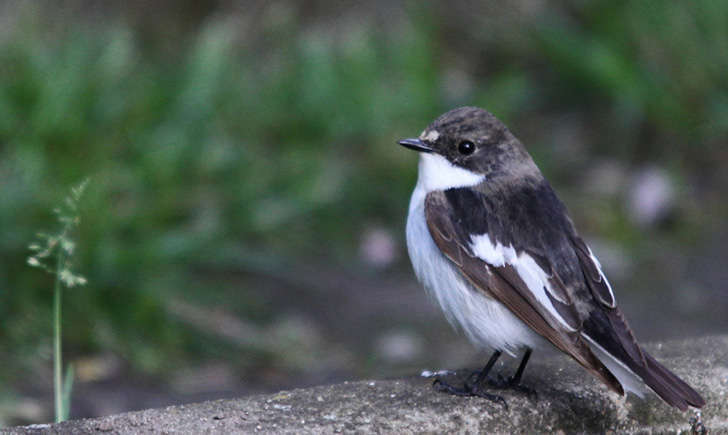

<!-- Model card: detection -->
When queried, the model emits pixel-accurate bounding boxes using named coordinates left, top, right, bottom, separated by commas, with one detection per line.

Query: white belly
left=405, top=185, right=541, bottom=355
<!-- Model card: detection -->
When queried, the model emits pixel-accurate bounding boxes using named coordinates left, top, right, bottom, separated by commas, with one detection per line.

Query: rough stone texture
left=5, top=335, right=727, bottom=434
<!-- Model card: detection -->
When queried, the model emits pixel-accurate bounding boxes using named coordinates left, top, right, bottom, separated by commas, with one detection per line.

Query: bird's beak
left=398, top=138, right=433, bottom=153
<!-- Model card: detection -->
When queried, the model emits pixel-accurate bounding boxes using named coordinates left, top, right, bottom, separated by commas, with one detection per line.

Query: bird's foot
left=432, top=376, right=508, bottom=409
left=485, top=374, right=537, bottom=398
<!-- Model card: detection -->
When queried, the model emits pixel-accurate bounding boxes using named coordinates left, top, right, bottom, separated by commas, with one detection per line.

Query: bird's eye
left=458, top=140, right=475, bottom=155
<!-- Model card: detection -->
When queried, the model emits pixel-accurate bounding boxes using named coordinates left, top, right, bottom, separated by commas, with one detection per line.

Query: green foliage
left=27, top=179, right=88, bottom=287
left=0, top=8, right=445, bottom=382
left=27, top=179, right=87, bottom=422
left=532, top=1, right=728, bottom=156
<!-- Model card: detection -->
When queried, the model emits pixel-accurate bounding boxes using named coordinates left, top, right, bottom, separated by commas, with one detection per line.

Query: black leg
left=485, top=348, right=536, bottom=397
left=510, top=347, right=531, bottom=385
left=472, top=350, right=502, bottom=385
left=432, top=350, right=507, bottom=408
left=432, top=348, right=536, bottom=406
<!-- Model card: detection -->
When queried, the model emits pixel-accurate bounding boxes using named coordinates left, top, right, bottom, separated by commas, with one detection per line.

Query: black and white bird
left=400, top=106, right=704, bottom=410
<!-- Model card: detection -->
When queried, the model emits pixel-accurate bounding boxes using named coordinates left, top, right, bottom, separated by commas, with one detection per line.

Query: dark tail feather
left=639, top=350, right=705, bottom=411
left=583, top=308, right=705, bottom=410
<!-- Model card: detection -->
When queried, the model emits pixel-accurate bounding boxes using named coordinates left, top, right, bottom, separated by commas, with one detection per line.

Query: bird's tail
left=639, top=350, right=705, bottom=410
left=583, top=309, right=705, bottom=411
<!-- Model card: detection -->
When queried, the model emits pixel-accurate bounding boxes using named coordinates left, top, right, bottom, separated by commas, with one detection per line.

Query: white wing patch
left=469, top=234, right=517, bottom=267
left=469, top=233, right=577, bottom=332
left=587, top=245, right=616, bottom=306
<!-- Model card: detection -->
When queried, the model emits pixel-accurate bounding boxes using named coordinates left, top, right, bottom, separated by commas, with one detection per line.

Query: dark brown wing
left=572, top=235, right=706, bottom=410
left=571, top=235, right=616, bottom=308
left=424, top=190, right=624, bottom=395
left=426, top=185, right=705, bottom=410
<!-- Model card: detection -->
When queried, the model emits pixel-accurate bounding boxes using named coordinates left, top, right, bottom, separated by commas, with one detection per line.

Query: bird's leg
left=487, top=348, right=537, bottom=397
left=432, top=350, right=508, bottom=408
left=467, top=349, right=502, bottom=387
left=510, top=347, right=532, bottom=385
left=511, top=347, right=532, bottom=385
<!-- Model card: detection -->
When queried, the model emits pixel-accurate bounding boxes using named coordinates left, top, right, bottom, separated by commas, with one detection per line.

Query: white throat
left=415, top=153, right=485, bottom=193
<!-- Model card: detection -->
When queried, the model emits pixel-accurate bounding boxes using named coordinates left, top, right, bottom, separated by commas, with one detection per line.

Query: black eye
left=458, top=140, right=475, bottom=155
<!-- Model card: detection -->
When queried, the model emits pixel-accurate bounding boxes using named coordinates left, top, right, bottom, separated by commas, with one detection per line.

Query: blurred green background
left=2, top=0, right=727, bottom=426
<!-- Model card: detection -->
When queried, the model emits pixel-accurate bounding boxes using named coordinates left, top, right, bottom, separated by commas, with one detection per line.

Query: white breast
left=405, top=154, right=542, bottom=355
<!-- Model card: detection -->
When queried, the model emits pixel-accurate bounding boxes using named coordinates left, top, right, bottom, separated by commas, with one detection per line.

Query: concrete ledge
left=7, top=335, right=728, bottom=434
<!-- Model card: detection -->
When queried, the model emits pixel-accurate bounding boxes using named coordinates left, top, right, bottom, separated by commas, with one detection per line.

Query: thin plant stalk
left=27, top=179, right=88, bottom=423
left=53, top=249, right=65, bottom=423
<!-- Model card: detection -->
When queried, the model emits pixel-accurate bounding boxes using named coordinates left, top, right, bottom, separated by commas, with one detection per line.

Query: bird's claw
left=485, top=375, right=538, bottom=398
left=432, top=377, right=509, bottom=409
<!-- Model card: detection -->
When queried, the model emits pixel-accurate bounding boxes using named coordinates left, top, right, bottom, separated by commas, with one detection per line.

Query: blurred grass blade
left=53, top=251, right=64, bottom=423
left=61, top=363, right=74, bottom=421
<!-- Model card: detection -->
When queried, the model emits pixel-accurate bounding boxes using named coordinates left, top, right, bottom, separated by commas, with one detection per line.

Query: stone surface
left=5, top=335, right=728, bottom=434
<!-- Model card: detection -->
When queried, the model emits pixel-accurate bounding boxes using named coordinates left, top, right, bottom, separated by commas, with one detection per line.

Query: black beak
left=398, top=138, right=433, bottom=153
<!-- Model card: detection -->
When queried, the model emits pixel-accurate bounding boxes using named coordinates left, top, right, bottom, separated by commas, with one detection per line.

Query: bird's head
left=399, top=106, right=540, bottom=190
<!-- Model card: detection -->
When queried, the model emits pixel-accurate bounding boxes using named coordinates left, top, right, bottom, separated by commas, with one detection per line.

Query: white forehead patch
left=420, top=129, right=440, bottom=142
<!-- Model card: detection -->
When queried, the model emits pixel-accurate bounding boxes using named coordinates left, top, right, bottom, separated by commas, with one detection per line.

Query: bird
left=399, top=106, right=705, bottom=411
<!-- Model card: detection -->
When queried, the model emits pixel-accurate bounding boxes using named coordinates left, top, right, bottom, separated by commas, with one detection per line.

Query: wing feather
left=571, top=235, right=616, bottom=308
left=424, top=187, right=704, bottom=409
left=424, top=190, right=624, bottom=395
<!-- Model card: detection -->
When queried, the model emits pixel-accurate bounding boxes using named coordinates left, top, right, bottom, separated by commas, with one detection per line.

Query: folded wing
left=425, top=189, right=623, bottom=395
left=425, top=186, right=704, bottom=410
